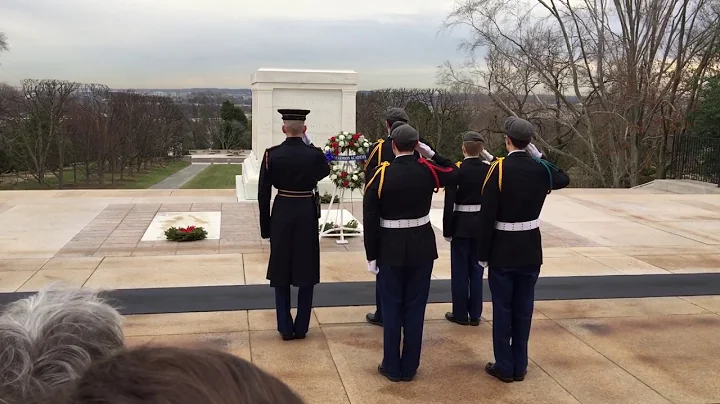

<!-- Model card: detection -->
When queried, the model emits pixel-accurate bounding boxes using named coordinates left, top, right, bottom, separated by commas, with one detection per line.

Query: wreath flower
left=324, top=131, right=369, bottom=190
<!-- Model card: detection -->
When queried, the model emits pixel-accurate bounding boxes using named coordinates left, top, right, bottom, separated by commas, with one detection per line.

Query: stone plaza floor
left=2, top=187, right=720, bottom=403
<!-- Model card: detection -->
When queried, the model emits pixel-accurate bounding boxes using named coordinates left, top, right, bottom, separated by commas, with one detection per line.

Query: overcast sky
left=0, top=0, right=470, bottom=90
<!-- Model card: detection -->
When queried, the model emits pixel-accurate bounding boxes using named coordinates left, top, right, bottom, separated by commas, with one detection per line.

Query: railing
left=670, top=134, right=720, bottom=186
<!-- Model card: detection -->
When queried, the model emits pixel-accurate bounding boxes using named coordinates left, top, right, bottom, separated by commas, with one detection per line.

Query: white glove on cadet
left=367, top=260, right=379, bottom=275
left=525, top=143, right=542, bottom=158
left=481, top=149, right=494, bottom=162
left=416, top=142, right=435, bottom=159
left=478, top=261, right=488, bottom=269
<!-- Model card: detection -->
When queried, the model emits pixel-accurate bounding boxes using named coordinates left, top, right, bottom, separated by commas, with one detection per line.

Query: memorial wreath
left=165, top=225, right=208, bottom=242
left=323, top=131, right=370, bottom=190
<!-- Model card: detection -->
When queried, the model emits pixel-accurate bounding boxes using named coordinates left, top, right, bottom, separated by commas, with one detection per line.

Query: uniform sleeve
left=477, top=168, right=500, bottom=262
left=442, top=179, right=457, bottom=238
left=364, top=141, right=379, bottom=184
left=550, top=165, right=570, bottom=190
left=430, top=152, right=454, bottom=168
left=315, top=151, right=331, bottom=182
left=435, top=163, right=458, bottom=188
left=258, top=151, right=272, bottom=239
left=363, top=168, right=381, bottom=262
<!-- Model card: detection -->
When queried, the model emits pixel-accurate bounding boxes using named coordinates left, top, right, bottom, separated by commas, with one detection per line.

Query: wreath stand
left=319, top=151, right=365, bottom=245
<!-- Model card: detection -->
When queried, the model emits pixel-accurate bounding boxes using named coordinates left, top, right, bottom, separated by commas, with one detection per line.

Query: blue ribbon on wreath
left=325, top=150, right=336, bottom=163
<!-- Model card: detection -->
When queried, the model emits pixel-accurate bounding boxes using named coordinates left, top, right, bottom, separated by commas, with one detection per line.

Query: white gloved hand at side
left=303, top=132, right=312, bottom=145
left=481, top=149, right=494, bottom=162
left=367, top=260, right=379, bottom=275
left=478, top=261, right=488, bottom=269
left=526, top=143, right=542, bottom=158
left=416, top=142, right=435, bottom=158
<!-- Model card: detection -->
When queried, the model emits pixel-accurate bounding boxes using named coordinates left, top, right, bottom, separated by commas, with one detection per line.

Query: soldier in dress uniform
left=258, top=109, right=331, bottom=341
left=363, top=107, right=453, bottom=327
left=442, top=131, right=492, bottom=327
left=364, top=124, right=457, bottom=382
left=477, top=116, right=570, bottom=382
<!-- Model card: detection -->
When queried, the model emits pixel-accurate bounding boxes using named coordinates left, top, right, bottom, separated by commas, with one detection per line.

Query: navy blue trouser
left=378, top=262, right=434, bottom=378
left=275, top=285, right=314, bottom=337
left=488, top=266, right=540, bottom=378
left=450, top=237, right=484, bottom=321
left=374, top=279, right=383, bottom=322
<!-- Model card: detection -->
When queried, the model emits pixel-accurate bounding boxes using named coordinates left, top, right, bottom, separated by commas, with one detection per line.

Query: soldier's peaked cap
left=462, top=131, right=486, bottom=142
left=385, top=107, right=409, bottom=122
left=278, top=109, right=310, bottom=121
left=504, top=116, right=534, bottom=142
left=390, top=124, right=419, bottom=143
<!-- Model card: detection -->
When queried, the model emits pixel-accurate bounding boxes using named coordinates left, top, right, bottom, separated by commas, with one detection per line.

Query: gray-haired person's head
left=0, top=284, right=124, bottom=404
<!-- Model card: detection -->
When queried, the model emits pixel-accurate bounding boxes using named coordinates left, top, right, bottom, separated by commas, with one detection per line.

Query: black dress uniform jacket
left=364, top=155, right=457, bottom=267
left=477, top=151, right=570, bottom=269
left=259, top=137, right=331, bottom=287
left=442, top=157, right=492, bottom=239
left=364, top=135, right=452, bottom=183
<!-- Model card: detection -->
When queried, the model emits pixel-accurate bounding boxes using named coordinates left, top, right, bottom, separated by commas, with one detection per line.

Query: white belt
left=454, top=204, right=482, bottom=212
left=495, top=219, right=540, bottom=231
left=380, top=215, right=431, bottom=229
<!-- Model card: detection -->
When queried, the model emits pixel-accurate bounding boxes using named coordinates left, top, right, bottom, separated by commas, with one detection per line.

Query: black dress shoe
left=445, top=312, right=470, bottom=326
left=281, top=334, right=294, bottom=341
left=294, top=334, right=306, bottom=340
left=400, top=372, right=416, bottom=382
left=469, top=318, right=481, bottom=326
left=377, top=364, right=401, bottom=382
left=485, top=363, right=513, bottom=383
left=366, top=313, right=383, bottom=327
left=514, top=370, right=527, bottom=381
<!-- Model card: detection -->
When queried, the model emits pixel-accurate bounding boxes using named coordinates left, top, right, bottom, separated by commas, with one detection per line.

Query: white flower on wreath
left=357, top=147, right=364, bottom=154
left=330, top=174, right=338, bottom=180
left=338, top=134, right=345, bottom=141
left=324, top=146, right=331, bottom=151
left=359, top=172, right=365, bottom=179
left=351, top=174, right=358, bottom=181
left=363, top=141, right=370, bottom=148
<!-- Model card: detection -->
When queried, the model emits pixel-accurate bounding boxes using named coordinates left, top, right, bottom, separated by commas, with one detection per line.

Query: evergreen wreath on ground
left=165, top=225, right=208, bottom=242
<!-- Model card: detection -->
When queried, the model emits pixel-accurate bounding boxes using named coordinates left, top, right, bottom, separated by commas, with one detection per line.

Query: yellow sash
left=364, top=161, right=390, bottom=198
left=482, top=157, right=504, bottom=195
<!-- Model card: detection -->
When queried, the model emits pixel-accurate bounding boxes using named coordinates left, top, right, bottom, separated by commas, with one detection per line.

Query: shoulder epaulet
left=455, top=161, right=462, bottom=168
left=482, top=157, right=504, bottom=195
left=364, top=161, right=390, bottom=198
left=366, top=139, right=385, bottom=168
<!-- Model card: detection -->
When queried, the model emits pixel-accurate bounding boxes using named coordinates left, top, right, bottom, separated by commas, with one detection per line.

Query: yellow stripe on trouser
left=364, top=161, right=390, bottom=198
left=482, top=157, right=504, bottom=195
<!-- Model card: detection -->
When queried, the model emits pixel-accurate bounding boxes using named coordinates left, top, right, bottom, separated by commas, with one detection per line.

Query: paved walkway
left=122, top=296, right=720, bottom=403
left=150, top=163, right=210, bottom=189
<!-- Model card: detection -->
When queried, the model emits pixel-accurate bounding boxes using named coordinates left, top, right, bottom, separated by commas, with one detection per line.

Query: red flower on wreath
left=331, top=142, right=338, bottom=148
left=330, top=136, right=336, bottom=142
left=343, top=180, right=349, bottom=187
left=180, top=225, right=196, bottom=233
left=352, top=134, right=360, bottom=141
left=349, top=141, right=355, bottom=147
left=340, top=172, right=348, bottom=178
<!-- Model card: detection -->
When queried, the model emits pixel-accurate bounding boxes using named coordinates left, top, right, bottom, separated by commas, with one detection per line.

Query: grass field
left=181, top=164, right=243, bottom=189
left=0, top=160, right=191, bottom=190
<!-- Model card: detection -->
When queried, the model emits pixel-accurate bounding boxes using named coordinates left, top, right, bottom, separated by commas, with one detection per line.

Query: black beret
left=462, top=131, right=486, bottom=142
left=385, top=107, right=409, bottom=122
left=504, top=116, right=534, bottom=142
left=390, top=124, right=419, bottom=143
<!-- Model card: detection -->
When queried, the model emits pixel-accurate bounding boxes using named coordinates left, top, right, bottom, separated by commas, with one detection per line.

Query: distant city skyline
left=0, top=0, right=470, bottom=90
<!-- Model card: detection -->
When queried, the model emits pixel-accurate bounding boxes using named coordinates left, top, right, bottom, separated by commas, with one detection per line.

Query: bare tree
left=0, top=31, right=8, bottom=63
left=442, top=0, right=720, bottom=187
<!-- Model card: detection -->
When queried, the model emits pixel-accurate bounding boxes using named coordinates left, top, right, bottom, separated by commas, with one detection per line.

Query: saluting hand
left=415, top=142, right=435, bottom=159
left=481, top=149, right=494, bottom=162
left=526, top=143, right=542, bottom=159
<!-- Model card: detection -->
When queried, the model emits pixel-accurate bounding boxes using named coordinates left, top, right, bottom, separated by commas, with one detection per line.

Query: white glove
left=367, top=260, right=379, bottom=275
left=525, top=143, right=542, bottom=158
left=416, top=142, right=435, bottom=158
left=444, top=237, right=452, bottom=242
left=303, top=132, right=312, bottom=145
left=481, top=149, right=494, bottom=162
left=478, top=261, right=488, bottom=269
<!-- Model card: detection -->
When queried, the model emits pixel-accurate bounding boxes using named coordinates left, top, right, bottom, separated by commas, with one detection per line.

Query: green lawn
left=181, top=164, right=243, bottom=189
left=0, top=160, right=191, bottom=190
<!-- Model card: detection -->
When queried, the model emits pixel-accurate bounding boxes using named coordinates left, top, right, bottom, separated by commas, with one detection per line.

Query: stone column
left=342, top=89, right=357, bottom=133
